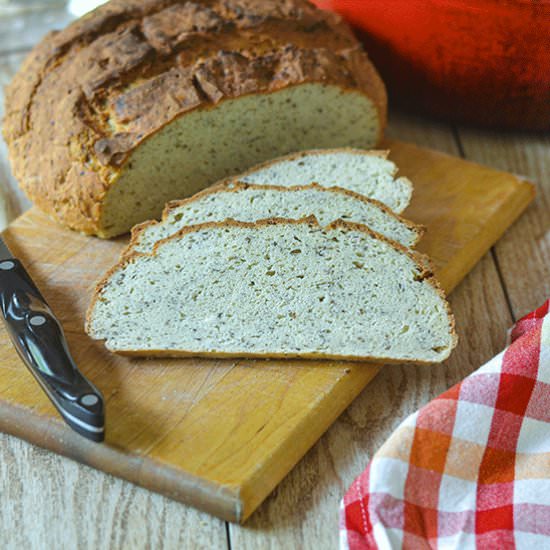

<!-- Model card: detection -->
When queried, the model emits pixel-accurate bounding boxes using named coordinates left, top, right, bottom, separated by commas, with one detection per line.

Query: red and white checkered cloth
left=340, top=300, right=550, bottom=549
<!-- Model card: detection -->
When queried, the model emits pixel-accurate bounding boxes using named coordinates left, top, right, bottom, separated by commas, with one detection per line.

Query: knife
left=0, top=236, right=104, bottom=442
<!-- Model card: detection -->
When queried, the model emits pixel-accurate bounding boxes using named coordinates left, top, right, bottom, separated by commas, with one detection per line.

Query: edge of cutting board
left=0, top=346, right=380, bottom=522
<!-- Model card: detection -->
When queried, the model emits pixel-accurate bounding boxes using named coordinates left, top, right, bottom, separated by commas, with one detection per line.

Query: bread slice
left=128, top=182, right=424, bottom=256
left=87, top=218, right=456, bottom=364
left=228, top=149, right=413, bottom=214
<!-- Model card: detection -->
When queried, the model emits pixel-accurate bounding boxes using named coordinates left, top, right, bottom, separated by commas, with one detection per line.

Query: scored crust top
left=2, top=0, right=387, bottom=235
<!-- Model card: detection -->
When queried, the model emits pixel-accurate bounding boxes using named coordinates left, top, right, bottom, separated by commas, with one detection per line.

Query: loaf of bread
left=3, top=0, right=386, bottom=238
left=87, top=218, right=456, bottom=364
left=233, top=149, right=412, bottom=213
left=128, top=182, right=423, bottom=255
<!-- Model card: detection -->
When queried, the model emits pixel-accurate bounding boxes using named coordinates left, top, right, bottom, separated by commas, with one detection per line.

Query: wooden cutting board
left=0, top=140, right=534, bottom=523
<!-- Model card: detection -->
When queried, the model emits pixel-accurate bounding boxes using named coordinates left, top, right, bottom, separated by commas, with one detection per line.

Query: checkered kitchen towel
left=340, top=300, right=550, bottom=549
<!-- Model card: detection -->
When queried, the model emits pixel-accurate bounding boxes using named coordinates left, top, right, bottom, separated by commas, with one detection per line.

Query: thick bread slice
left=230, top=149, right=413, bottom=213
left=128, top=182, right=424, bottom=255
left=87, top=218, right=457, bottom=364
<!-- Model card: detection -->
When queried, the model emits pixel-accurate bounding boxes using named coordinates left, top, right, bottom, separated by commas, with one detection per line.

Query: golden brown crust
left=3, top=0, right=387, bottom=237
left=86, top=216, right=457, bottom=361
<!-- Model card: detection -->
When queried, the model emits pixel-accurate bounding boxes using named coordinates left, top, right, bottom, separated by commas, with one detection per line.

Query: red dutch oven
left=313, top=0, right=550, bottom=130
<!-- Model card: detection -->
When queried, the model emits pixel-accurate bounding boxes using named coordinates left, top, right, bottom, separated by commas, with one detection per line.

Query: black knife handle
left=0, top=258, right=104, bottom=442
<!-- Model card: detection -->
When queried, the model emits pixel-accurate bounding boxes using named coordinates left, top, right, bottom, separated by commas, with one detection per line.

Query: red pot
left=313, top=0, right=550, bottom=130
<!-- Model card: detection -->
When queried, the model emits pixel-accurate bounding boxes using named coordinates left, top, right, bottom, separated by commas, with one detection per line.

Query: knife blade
left=0, top=236, right=104, bottom=442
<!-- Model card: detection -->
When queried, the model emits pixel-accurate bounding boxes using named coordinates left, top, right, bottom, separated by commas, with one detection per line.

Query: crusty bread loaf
left=3, top=0, right=386, bottom=238
left=233, top=149, right=413, bottom=213
left=87, top=218, right=456, bottom=364
left=128, top=182, right=423, bottom=255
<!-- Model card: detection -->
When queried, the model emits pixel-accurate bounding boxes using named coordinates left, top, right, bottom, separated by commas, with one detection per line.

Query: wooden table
left=1, top=17, right=549, bottom=550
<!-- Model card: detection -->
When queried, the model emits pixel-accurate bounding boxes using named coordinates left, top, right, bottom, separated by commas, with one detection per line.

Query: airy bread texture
left=234, top=149, right=412, bottom=214
left=87, top=218, right=457, bottom=364
left=2, top=0, right=386, bottom=238
left=129, top=182, right=423, bottom=255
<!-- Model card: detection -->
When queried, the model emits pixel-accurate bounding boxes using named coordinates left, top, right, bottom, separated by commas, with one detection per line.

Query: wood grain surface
left=1, top=50, right=548, bottom=550
left=456, top=129, right=550, bottom=318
